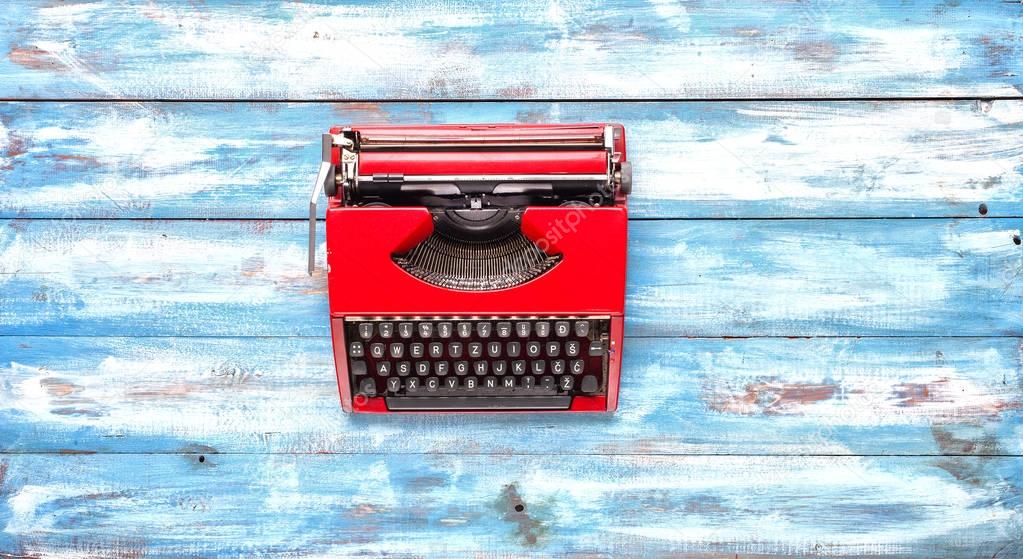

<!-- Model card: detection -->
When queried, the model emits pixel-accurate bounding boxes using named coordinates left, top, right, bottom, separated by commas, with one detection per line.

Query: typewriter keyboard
left=344, top=317, right=610, bottom=410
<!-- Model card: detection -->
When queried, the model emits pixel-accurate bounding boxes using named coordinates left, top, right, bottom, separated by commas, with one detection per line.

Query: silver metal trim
left=308, top=160, right=333, bottom=275
left=357, top=174, right=608, bottom=183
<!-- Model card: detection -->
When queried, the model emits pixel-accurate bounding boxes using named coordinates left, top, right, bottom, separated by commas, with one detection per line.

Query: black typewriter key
left=560, top=375, right=574, bottom=391
left=350, top=360, right=368, bottom=376
left=506, top=341, right=521, bottom=357
left=358, top=323, right=374, bottom=339
left=410, top=343, right=425, bottom=359
left=369, top=343, right=386, bottom=359
left=474, top=361, right=489, bottom=375
left=418, top=322, right=433, bottom=338
left=546, top=341, right=560, bottom=357
left=526, top=341, right=542, bottom=357
left=415, top=361, right=430, bottom=376
left=535, top=321, right=551, bottom=337
left=565, top=341, right=580, bottom=357
left=396, top=361, right=411, bottom=376
left=406, top=378, right=419, bottom=393
left=476, top=322, right=492, bottom=338
left=554, top=321, right=571, bottom=337
left=349, top=342, right=364, bottom=357
left=493, top=361, right=507, bottom=375
left=570, top=359, right=585, bottom=374
left=540, top=376, right=556, bottom=391
left=435, top=361, right=450, bottom=376
left=487, top=341, right=502, bottom=358
left=437, top=322, right=453, bottom=338
left=574, top=320, right=590, bottom=337
left=448, top=342, right=463, bottom=358
left=454, top=361, right=469, bottom=376
left=378, top=323, right=394, bottom=338
left=398, top=322, right=414, bottom=338
left=522, top=376, right=536, bottom=389
left=445, top=377, right=459, bottom=390
left=389, top=343, right=404, bottom=358
left=515, top=321, right=531, bottom=337
left=359, top=377, right=377, bottom=396
left=502, top=376, right=516, bottom=389
left=496, top=322, right=512, bottom=337
left=426, top=377, right=439, bottom=392
left=588, top=340, right=605, bottom=356
left=465, top=377, right=478, bottom=390
left=551, top=359, right=566, bottom=374
left=531, top=360, right=546, bottom=374
left=429, top=342, right=444, bottom=358
left=581, top=375, right=599, bottom=393
left=457, top=322, right=473, bottom=338
left=512, top=360, right=526, bottom=375
left=375, top=361, right=391, bottom=376
left=484, top=377, right=498, bottom=389
left=468, top=342, right=484, bottom=358
left=387, top=378, right=401, bottom=393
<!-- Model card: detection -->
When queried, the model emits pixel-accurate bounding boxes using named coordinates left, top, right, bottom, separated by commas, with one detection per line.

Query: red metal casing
left=325, top=123, right=627, bottom=413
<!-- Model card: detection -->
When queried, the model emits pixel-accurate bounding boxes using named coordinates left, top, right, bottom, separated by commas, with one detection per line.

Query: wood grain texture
left=1, top=218, right=1019, bottom=337
left=0, top=454, right=1019, bottom=558
left=1, top=336, right=1019, bottom=456
left=3, top=100, right=1023, bottom=219
left=0, top=1, right=1021, bottom=100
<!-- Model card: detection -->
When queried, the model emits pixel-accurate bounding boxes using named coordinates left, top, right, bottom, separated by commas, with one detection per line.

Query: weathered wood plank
left=2, top=100, right=1022, bottom=219
left=0, top=454, right=1018, bottom=557
left=0, top=1, right=1021, bottom=100
left=1, top=336, right=1019, bottom=456
left=1, top=218, right=1019, bottom=337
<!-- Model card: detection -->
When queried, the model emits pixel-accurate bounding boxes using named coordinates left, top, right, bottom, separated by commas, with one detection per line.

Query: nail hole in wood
left=198, top=455, right=205, bottom=463
left=978, top=203, right=988, bottom=215
left=1014, top=235, right=1021, bottom=246
left=514, top=504, right=525, bottom=512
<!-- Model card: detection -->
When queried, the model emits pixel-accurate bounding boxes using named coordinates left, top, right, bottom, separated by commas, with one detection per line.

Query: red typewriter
left=308, top=124, right=630, bottom=413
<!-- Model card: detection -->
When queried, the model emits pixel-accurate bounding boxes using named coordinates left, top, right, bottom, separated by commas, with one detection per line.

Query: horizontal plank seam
left=4, top=216, right=1019, bottom=222
left=2, top=96, right=1022, bottom=104
left=0, top=451, right=1020, bottom=457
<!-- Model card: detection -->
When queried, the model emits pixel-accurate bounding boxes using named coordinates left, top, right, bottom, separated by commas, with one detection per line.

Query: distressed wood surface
left=2, top=100, right=1023, bottom=219
left=1, top=1, right=1022, bottom=100
left=1, top=218, right=1019, bottom=337
left=1, top=336, right=1020, bottom=456
left=0, top=454, right=1019, bottom=558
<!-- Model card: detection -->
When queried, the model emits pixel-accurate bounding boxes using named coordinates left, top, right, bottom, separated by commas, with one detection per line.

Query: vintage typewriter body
left=309, top=124, right=629, bottom=413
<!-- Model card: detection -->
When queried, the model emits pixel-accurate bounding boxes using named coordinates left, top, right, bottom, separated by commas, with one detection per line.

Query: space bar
left=386, top=395, right=571, bottom=411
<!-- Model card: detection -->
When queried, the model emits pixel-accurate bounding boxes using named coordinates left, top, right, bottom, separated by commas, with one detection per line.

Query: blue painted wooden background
left=1, top=1, right=1022, bottom=557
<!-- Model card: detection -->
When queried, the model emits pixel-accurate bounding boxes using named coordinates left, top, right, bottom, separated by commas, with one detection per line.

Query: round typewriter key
left=468, top=342, right=483, bottom=358
left=454, top=361, right=469, bottom=376
left=375, top=361, right=391, bottom=376
left=448, top=342, right=463, bottom=358
left=560, top=375, right=575, bottom=391
left=484, top=377, right=498, bottom=389
left=580, top=375, right=599, bottom=393
left=350, top=360, right=368, bottom=376
left=574, top=321, right=590, bottom=337
left=492, top=361, right=507, bottom=375
left=535, top=321, right=551, bottom=337
left=502, top=376, right=516, bottom=389
left=358, top=378, right=377, bottom=396
left=397, top=322, right=414, bottom=338
left=551, top=359, right=566, bottom=374
left=437, top=322, right=453, bottom=338
left=387, top=378, right=401, bottom=392
left=410, top=343, right=425, bottom=359
left=426, top=377, right=439, bottom=392
left=434, top=361, right=449, bottom=376
left=369, top=343, right=385, bottom=359
left=358, top=323, right=374, bottom=339
left=476, top=322, right=493, bottom=338
left=522, top=376, right=536, bottom=389
left=554, top=321, right=570, bottom=337
left=487, top=341, right=502, bottom=358
left=540, top=376, right=556, bottom=391
left=445, top=377, right=459, bottom=390
left=565, top=341, right=580, bottom=357
left=396, top=361, right=411, bottom=376
left=531, top=360, right=545, bottom=374
left=378, top=323, right=394, bottom=338
left=515, top=322, right=531, bottom=337
left=496, top=322, right=512, bottom=337
left=349, top=342, right=364, bottom=357
left=457, top=322, right=473, bottom=338
left=465, top=377, right=477, bottom=390
left=546, top=341, right=560, bottom=357
left=418, top=322, right=433, bottom=338
left=406, top=378, right=419, bottom=393
left=415, top=361, right=430, bottom=376
left=512, top=360, right=526, bottom=375
left=389, top=343, right=404, bottom=359
left=474, top=361, right=489, bottom=375
left=526, top=341, right=541, bottom=357
left=570, top=359, right=585, bottom=374
left=429, top=342, right=444, bottom=358
left=506, top=342, right=521, bottom=357
left=588, top=340, right=606, bottom=356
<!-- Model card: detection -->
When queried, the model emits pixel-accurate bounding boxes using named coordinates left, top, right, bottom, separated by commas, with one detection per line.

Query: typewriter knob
left=618, top=160, right=632, bottom=195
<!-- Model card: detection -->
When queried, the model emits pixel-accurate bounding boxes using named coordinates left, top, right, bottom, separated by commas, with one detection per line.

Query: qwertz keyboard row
left=355, top=319, right=593, bottom=340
